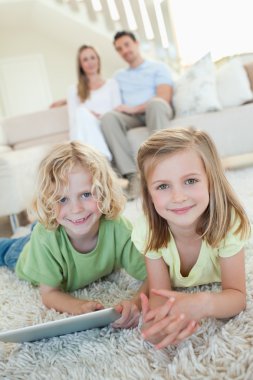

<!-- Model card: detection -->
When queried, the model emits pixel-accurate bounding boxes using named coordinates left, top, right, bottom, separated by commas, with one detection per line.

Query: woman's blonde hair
left=137, top=127, right=251, bottom=253
left=30, top=141, right=125, bottom=230
left=77, top=45, right=101, bottom=102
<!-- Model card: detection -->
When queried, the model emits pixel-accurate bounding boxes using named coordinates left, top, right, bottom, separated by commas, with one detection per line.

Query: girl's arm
left=141, top=257, right=197, bottom=345
left=39, top=284, right=104, bottom=315
left=141, top=249, right=246, bottom=348
left=145, top=256, right=172, bottom=309
left=202, top=248, right=246, bottom=318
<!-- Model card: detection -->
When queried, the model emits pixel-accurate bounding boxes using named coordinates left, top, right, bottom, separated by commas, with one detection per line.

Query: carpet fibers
left=0, top=167, right=253, bottom=380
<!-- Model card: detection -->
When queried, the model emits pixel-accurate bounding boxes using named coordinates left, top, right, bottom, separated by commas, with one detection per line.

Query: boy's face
left=56, top=165, right=102, bottom=246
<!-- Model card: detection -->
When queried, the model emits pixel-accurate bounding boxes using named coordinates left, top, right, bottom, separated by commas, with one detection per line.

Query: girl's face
left=56, top=165, right=102, bottom=243
left=147, top=149, right=209, bottom=234
left=79, top=48, right=100, bottom=76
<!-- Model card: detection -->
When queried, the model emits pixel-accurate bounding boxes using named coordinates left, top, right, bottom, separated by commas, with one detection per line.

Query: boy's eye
left=59, top=197, right=67, bottom=204
left=185, top=178, right=198, bottom=185
left=81, top=192, right=92, bottom=199
left=157, top=184, right=169, bottom=190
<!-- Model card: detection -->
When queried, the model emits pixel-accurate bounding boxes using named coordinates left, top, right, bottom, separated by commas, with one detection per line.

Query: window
left=169, top=0, right=253, bottom=65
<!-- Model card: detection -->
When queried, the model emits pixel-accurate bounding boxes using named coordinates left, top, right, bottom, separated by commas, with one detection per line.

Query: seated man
left=101, top=30, right=174, bottom=200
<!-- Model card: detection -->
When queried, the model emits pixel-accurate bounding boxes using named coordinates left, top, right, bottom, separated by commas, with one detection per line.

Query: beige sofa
left=1, top=101, right=253, bottom=229
left=128, top=102, right=253, bottom=168
left=0, top=106, right=69, bottom=229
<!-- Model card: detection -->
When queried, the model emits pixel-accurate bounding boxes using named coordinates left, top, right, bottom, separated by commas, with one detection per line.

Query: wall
left=0, top=1, right=124, bottom=117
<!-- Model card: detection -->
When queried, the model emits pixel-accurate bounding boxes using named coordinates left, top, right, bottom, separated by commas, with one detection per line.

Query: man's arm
left=156, top=83, right=173, bottom=103
left=115, top=83, right=173, bottom=115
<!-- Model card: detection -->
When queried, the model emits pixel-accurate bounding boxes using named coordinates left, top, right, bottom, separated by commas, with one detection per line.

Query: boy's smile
left=147, top=149, right=209, bottom=234
left=56, top=165, right=102, bottom=250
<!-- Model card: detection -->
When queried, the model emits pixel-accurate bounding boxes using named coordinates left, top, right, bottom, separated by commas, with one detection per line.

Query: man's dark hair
left=113, top=31, right=137, bottom=44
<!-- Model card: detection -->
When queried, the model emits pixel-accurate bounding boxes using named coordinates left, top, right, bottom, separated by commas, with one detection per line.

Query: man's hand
left=115, top=104, right=139, bottom=115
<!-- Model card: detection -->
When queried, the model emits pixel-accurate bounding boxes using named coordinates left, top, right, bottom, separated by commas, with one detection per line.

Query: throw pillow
left=172, top=53, right=221, bottom=117
left=244, top=61, right=253, bottom=91
left=216, top=58, right=253, bottom=108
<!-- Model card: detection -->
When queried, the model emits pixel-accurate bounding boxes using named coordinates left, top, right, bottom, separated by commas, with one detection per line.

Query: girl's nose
left=171, top=187, right=187, bottom=203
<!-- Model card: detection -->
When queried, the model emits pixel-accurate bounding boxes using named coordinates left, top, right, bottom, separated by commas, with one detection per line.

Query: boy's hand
left=77, top=300, right=104, bottom=315
left=112, top=300, right=140, bottom=328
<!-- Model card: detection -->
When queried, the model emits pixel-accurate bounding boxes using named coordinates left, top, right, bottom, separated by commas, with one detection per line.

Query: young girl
left=132, top=127, right=251, bottom=348
left=0, top=141, right=147, bottom=329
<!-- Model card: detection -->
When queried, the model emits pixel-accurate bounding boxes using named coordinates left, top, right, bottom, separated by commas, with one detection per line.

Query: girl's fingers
left=142, top=313, right=183, bottom=339
left=143, top=297, right=175, bottom=323
left=175, top=320, right=199, bottom=341
left=140, top=293, right=149, bottom=317
left=151, top=289, right=175, bottom=298
left=156, top=320, right=198, bottom=349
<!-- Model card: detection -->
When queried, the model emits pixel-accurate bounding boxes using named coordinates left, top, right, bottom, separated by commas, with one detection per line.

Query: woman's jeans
left=0, top=233, right=31, bottom=270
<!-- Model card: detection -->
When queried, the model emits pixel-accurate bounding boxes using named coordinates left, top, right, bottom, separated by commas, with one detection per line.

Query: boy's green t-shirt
left=15, top=216, right=146, bottom=292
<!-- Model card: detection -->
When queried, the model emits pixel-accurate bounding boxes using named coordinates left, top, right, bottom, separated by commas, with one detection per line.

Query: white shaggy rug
left=0, top=167, right=253, bottom=380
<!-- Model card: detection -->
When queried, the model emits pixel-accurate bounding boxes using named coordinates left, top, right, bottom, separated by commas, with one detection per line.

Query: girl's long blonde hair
left=77, top=45, right=101, bottom=102
left=30, top=141, right=125, bottom=230
left=137, top=127, right=251, bottom=253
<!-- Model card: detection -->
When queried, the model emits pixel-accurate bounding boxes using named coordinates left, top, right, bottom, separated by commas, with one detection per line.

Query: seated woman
left=51, top=45, right=121, bottom=160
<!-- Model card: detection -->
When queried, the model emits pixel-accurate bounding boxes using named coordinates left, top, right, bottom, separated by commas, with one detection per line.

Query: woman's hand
left=112, top=300, right=141, bottom=328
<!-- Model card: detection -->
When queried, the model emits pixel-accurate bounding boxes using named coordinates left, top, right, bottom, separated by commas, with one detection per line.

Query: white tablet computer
left=0, top=307, right=120, bottom=343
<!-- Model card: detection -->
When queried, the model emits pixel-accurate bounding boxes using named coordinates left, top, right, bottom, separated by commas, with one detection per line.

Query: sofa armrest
left=2, top=106, right=69, bottom=147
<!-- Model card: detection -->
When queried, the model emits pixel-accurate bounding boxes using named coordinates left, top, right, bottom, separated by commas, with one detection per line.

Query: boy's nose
left=70, top=200, right=83, bottom=213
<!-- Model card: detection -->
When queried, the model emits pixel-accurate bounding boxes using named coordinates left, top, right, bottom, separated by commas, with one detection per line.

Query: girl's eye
left=157, top=184, right=169, bottom=190
left=185, top=178, right=198, bottom=185
left=81, top=192, right=92, bottom=199
left=59, top=197, right=67, bottom=204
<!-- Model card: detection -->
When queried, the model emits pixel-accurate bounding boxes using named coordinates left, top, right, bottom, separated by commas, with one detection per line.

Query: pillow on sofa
left=172, top=53, right=221, bottom=117
left=216, top=58, right=253, bottom=107
left=244, top=61, right=253, bottom=91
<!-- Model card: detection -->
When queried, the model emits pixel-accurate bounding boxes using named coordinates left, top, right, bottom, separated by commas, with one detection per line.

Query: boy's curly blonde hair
left=29, top=141, right=125, bottom=229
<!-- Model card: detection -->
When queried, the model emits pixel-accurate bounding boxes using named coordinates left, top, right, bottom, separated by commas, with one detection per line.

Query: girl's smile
left=168, top=205, right=195, bottom=215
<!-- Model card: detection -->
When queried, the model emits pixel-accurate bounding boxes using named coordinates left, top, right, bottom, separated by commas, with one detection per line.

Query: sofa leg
left=9, top=214, right=19, bottom=233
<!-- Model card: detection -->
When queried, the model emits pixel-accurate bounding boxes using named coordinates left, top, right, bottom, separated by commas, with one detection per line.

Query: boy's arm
left=39, top=284, right=104, bottom=315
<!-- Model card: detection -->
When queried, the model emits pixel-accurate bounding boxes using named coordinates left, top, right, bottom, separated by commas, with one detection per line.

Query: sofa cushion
left=2, top=106, right=69, bottom=146
left=216, top=58, right=253, bottom=108
left=13, top=132, right=69, bottom=150
left=244, top=61, right=253, bottom=91
left=0, top=145, right=12, bottom=154
left=0, top=122, right=7, bottom=146
left=172, top=54, right=221, bottom=117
